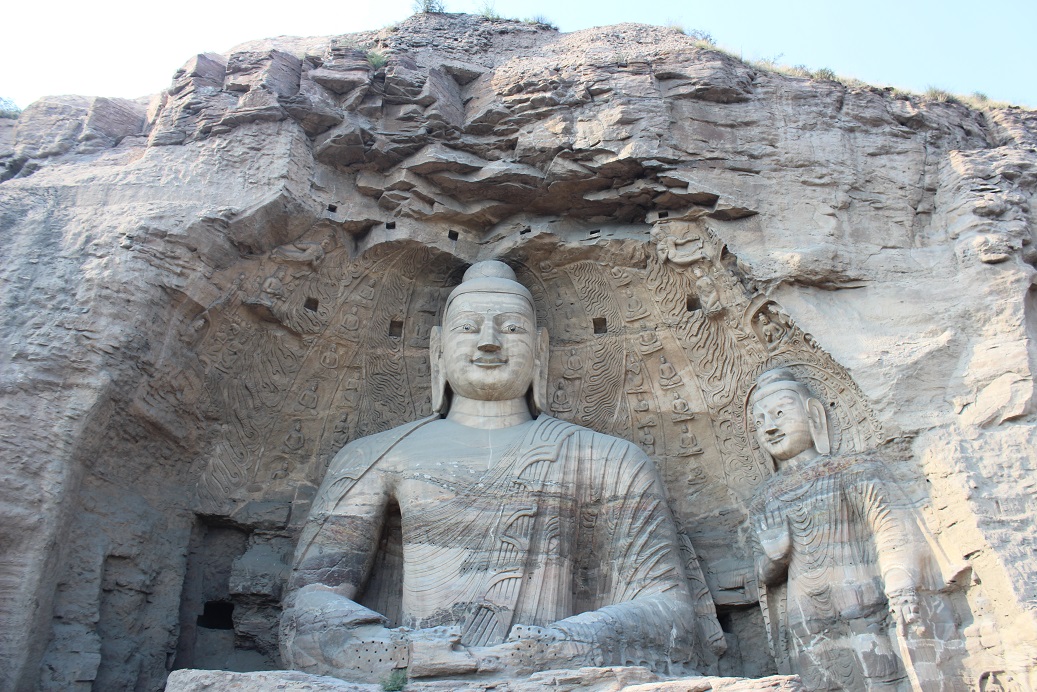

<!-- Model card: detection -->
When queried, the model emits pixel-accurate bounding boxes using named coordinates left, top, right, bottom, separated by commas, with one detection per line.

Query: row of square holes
left=321, top=207, right=630, bottom=241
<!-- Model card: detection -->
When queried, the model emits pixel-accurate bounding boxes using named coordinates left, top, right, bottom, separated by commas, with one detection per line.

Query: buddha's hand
left=472, top=624, right=600, bottom=675
left=280, top=587, right=401, bottom=678
left=755, top=510, right=792, bottom=563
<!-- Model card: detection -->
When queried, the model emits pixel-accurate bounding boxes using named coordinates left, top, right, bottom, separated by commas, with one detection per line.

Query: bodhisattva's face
left=752, top=388, right=815, bottom=462
left=441, top=291, right=537, bottom=402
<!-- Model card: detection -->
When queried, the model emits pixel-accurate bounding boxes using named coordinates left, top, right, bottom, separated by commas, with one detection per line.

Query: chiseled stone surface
left=165, top=667, right=802, bottom=691
left=1, top=11, right=1036, bottom=692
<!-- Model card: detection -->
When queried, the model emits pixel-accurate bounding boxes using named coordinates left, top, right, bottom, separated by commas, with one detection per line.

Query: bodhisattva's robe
left=751, top=453, right=937, bottom=691
left=282, top=415, right=701, bottom=679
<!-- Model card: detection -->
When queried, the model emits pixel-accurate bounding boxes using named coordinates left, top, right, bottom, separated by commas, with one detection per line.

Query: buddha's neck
left=446, top=395, right=533, bottom=429
left=778, top=447, right=821, bottom=473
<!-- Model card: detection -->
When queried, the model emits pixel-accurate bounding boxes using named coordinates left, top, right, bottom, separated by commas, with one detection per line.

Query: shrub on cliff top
left=412, top=0, right=445, bottom=13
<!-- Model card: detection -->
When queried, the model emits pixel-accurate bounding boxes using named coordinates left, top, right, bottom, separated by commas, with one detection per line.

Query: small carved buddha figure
left=625, top=354, right=647, bottom=393
left=332, top=413, right=350, bottom=447
left=610, top=265, right=632, bottom=286
left=676, top=425, right=702, bottom=457
left=281, top=261, right=717, bottom=684
left=756, top=311, right=786, bottom=349
left=550, top=380, right=572, bottom=413
left=640, top=428, right=656, bottom=455
left=749, top=368, right=942, bottom=691
left=624, top=289, right=649, bottom=321
left=658, top=356, right=683, bottom=389
left=320, top=344, right=340, bottom=369
left=671, top=392, right=694, bottom=422
left=298, top=382, right=319, bottom=410
left=638, top=328, right=662, bottom=355
left=358, top=278, right=376, bottom=302
left=259, top=267, right=288, bottom=307
left=283, top=421, right=305, bottom=452
left=340, top=306, right=361, bottom=340
left=691, top=264, right=721, bottom=314
left=562, top=348, right=584, bottom=379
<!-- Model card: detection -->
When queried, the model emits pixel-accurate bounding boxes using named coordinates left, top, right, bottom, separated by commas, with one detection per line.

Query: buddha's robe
left=284, top=415, right=701, bottom=677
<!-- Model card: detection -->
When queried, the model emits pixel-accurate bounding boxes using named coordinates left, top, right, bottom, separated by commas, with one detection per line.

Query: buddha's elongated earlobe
left=806, top=397, right=831, bottom=455
left=429, top=326, right=448, bottom=414
left=531, top=327, right=550, bottom=415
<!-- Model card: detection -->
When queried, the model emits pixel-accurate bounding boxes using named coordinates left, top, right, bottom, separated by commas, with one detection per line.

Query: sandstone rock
left=1, top=11, right=1036, bottom=692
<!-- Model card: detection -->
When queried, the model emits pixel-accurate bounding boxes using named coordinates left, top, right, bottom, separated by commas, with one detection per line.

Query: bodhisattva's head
left=430, top=261, right=549, bottom=420
left=750, top=368, right=831, bottom=468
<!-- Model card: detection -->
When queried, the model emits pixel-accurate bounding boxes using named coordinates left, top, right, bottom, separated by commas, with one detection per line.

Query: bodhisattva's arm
left=850, top=463, right=927, bottom=626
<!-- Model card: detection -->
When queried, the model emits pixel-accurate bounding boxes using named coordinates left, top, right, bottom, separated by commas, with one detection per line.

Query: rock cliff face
left=1, top=12, right=1036, bottom=691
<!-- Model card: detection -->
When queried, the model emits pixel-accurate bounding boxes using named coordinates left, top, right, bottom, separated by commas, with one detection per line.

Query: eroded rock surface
left=2, top=11, right=1036, bottom=692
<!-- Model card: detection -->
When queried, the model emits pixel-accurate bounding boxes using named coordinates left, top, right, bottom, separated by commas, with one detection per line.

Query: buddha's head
left=750, top=368, right=830, bottom=468
left=430, top=261, right=549, bottom=414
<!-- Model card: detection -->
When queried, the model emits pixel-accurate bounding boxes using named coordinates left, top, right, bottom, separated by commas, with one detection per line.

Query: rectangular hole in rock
left=385, top=221, right=396, bottom=230
left=593, top=317, right=607, bottom=334
left=658, top=211, right=669, bottom=219
left=448, top=230, right=459, bottom=241
left=520, top=227, right=532, bottom=235
left=197, top=600, right=234, bottom=630
left=389, top=320, right=404, bottom=338
left=303, top=297, right=319, bottom=312
left=589, top=229, right=601, bottom=238
left=686, top=295, right=701, bottom=312
left=327, top=204, right=338, bottom=212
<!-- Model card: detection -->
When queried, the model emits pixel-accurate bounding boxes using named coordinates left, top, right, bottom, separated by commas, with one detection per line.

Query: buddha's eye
left=504, top=324, right=520, bottom=333
left=775, top=410, right=783, bottom=418
left=460, top=323, right=476, bottom=332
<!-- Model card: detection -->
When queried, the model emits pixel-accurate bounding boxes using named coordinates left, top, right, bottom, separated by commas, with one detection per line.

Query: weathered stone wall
left=1, top=12, right=1035, bottom=691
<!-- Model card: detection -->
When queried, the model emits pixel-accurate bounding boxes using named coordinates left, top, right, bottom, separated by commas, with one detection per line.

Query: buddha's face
left=752, top=387, right=815, bottom=462
left=441, top=291, right=537, bottom=401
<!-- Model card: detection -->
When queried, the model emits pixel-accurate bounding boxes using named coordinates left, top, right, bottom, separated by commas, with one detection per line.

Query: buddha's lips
left=472, top=357, right=507, bottom=367
left=764, top=432, right=786, bottom=444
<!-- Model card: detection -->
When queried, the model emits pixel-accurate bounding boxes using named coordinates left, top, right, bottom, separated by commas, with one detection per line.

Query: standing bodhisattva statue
left=749, top=368, right=956, bottom=691
left=281, top=261, right=711, bottom=682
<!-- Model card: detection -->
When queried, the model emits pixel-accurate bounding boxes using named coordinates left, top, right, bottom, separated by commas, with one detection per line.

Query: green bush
left=367, top=51, right=387, bottom=69
left=924, top=86, right=960, bottom=104
left=479, top=0, right=503, bottom=20
left=524, top=15, right=558, bottom=30
left=412, top=0, right=445, bottom=13
left=812, top=67, right=837, bottom=81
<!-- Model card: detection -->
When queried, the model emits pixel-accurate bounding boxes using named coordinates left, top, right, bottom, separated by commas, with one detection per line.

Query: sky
left=3, top=0, right=1034, bottom=110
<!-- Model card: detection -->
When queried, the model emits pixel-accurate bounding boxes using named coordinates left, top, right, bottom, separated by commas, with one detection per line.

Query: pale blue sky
left=3, top=0, right=1033, bottom=109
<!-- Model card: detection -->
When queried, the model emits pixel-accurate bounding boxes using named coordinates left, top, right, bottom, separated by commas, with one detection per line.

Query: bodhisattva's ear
left=429, top=326, right=448, bottom=415
left=806, top=397, right=831, bottom=455
left=531, top=327, right=550, bottom=416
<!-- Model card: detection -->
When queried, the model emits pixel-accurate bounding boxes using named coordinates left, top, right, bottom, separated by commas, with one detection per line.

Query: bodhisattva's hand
left=756, top=510, right=792, bottom=563
left=888, top=588, right=922, bottom=636
left=471, top=624, right=601, bottom=676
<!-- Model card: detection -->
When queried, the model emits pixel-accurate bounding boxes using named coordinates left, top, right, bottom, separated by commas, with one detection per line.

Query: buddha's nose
left=477, top=322, right=501, bottom=351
